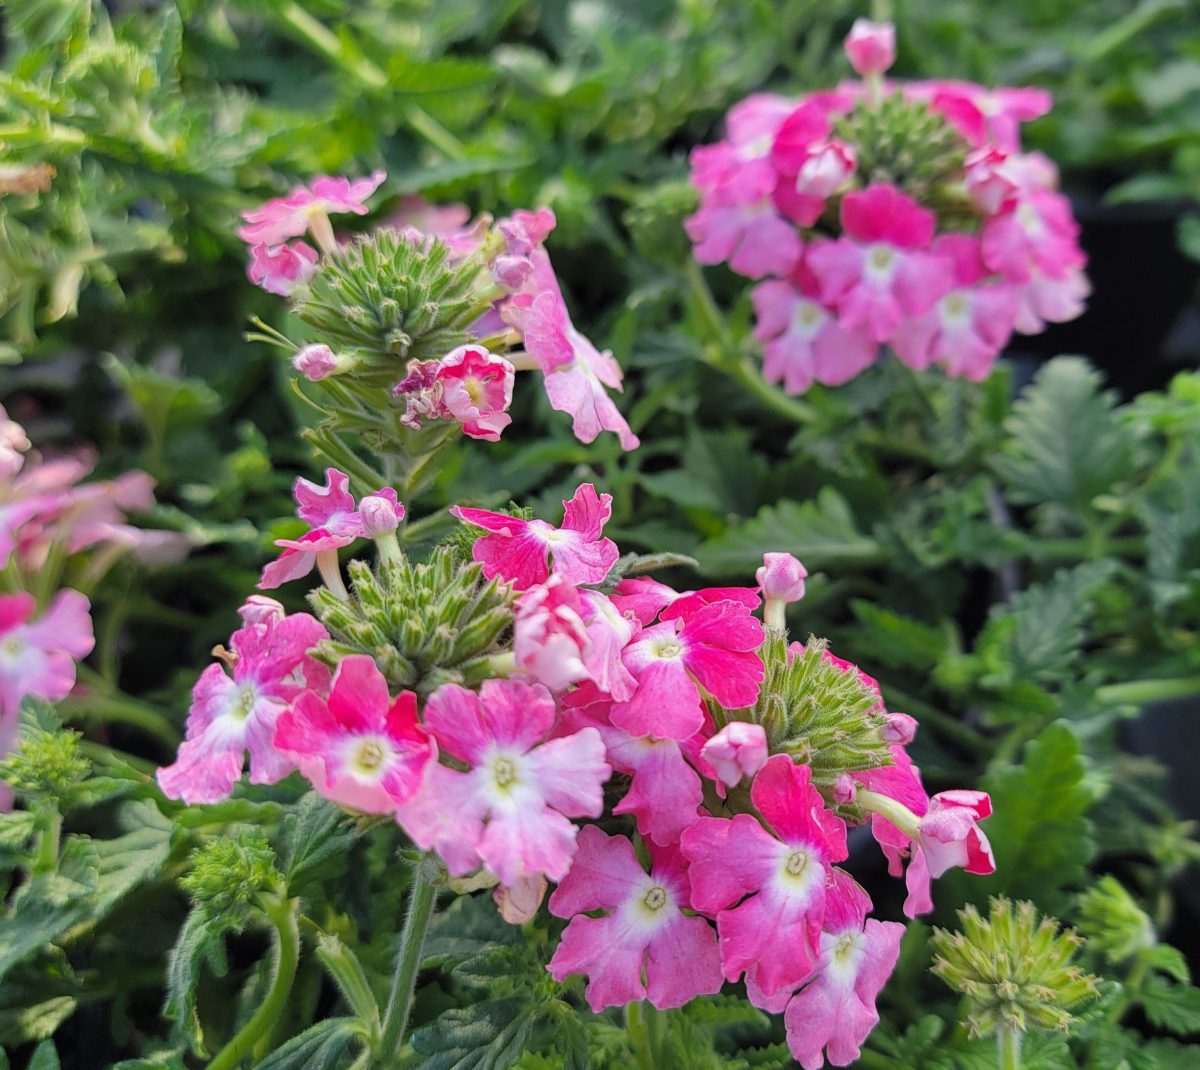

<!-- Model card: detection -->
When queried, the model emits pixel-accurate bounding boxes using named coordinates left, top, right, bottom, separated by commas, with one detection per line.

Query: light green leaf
left=1140, top=978, right=1200, bottom=1036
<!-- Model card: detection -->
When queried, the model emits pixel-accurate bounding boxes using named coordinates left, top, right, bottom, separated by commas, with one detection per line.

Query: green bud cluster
left=835, top=94, right=969, bottom=217
left=1077, top=876, right=1157, bottom=965
left=931, top=898, right=1099, bottom=1038
left=0, top=726, right=91, bottom=800
left=309, top=546, right=514, bottom=697
left=291, top=230, right=492, bottom=395
left=734, top=633, right=893, bottom=803
left=180, top=828, right=283, bottom=924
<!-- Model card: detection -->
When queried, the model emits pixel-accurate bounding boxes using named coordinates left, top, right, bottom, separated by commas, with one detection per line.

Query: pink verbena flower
left=395, top=345, right=514, bottom=441
left=681, top=755, right=849, bottom=997
left=700, top=721, right=768, bottom=788
left=0, top=591, right=94, bottom=717
left=521, top=288, right=640, bottom=450
left=292, top=344, right=340, bottom=381
left=807, top=185, right=952, bottom=343
left=247, top=241, right=318, bottom=296
left=981, top=188, right=1086, bottom=284
left=685, top=191, right=803, bottom=279
left=513, top=576, right=590, bottom=692
left=757, top=552, right=809, bottom=604
left=157, top=608, right=330, bottom=804
left=0, top=405, right=30, bottom=480
left=610, top=576, right=761, bottom=627
left=902, top=791, right=995, bottom=917
left=238, top=171, right=387, bottom=247
left=396, top=679, right=610, bottom=885
left=274, top=654, right=434, bottom=814
left=690, top=94, right=795, bottom=201
left=450, top=483, right=619, bottom=591
left=889, top=234, right=1018, bottom=381
left=612, top=599, right=765, bottom=741
left=921, top=81, right=1052, bottom=152
left=1013, top=266, right=1091, bottom=334
left=844, top=19, right=896, bottom=78
left=781, top=871, right=905, bottom=1069
left=547, top=826, right=724, bottom=1011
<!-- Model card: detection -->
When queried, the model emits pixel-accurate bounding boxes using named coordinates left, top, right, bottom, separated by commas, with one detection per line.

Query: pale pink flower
left=359, top=495, right=402, bottom=537
left=681, top=756, right=850, bottom=998
left=0, top=591, right=94, bottom=717
left=433, top=345, right=515, bottom=441
left=274, top=654, right=434, bottom=814
left=238, top=596, right=286, bottom=626
left=495, top=874, right=547, bottom=925
left=690, top=94, right=795, bottom=199
left=701, top=722, right=768, bottom=788
left=577, top=590, right=639, bottom=701
left=238, top=171, right=386, bottom=246
left=1012, top=266, right=1090, bottom=334
left=890, top=234, right=1018, bottom=381
left=612, top=599, right=765, bottom=741
left=396, top=679, right=610, bottom=885
left=513, top=576, right=590, bottom=692
left=920, top=81, right=1052, bottom=151
left=247, top=242, right=318, bottom=296
left=844, top=19, right=896, bottom=77
left=0, top=406, right=29, bottom=480
left=292, top=344, right=340, bottom=381
left=157, top=609, right=330, bottom=804
left=807, top=185, right=953, bottom=343
left=450, top=483, right=619, bottom=591
left=757, top=552, right=809, bottom=603
left=547, top=826, right=724, bottom=1011
left=685, top=192, right=803, bottom=279
left=964, top=146, right=1019, bottom=215
left=981, top=189, right=1086, bottom=284
left=902, top=791, right=995, bottom=917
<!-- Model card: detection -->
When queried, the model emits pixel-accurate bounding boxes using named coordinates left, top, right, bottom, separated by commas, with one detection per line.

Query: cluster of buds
left=238, top=177, right=637, bottom=460
left=0, top=403, right=188, bottom=803
left=686, top=18, right=1089, bottom=393
left=159, top=473, right=996, bottom=1067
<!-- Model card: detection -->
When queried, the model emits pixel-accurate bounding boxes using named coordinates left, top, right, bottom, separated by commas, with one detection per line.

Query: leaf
left=410, top=996, right=532, bottom=1070
left=163, top=910, right=230, bottom=1056
left=0, top=994, right=75, bottom=1044
left=1134, top=1038, right=1200, bottom=1069
left=639, top=428, right=766, bottom=516
left=27, top=1041, right=59, bottom=1070
left=254, top=1018, right=365, bottom=1070
left=1140, top=978, right=1200, bottom=1036
left=281, top=793, right=356, bottom=892
left=1144, top=944, right=1192, bottom=984
left=992, top=356, right=1137, bottom=519
left=849, top=601, right=947, bottom=671
left=694, top=488, right=882, bottom=577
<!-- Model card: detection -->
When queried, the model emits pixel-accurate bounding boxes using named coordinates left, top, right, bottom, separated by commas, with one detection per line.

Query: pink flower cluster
left=158, top=476, right=994, bottom=1067
left=686, top=20, right=1088, bottom=393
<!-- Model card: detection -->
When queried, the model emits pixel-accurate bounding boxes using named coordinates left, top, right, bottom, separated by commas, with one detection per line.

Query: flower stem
left=207, top=896, right=300, bottom=1070
left=34, top=810, right=62, bottom=874
left=857, top=789, right=922, bottom=839
left=1097, top=676, right=1200, bottom=707
left=624, top=1002, right=655, bottom=1070
left=377, top=856, right=439, bottom=1062
left=997, top=1025, right=1022, bottom=1070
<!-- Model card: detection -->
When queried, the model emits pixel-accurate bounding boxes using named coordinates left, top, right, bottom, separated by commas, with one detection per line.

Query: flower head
left=395, top=345, right=514, bottom=441
left=700, top=721, right=768, bottom=788
left=0, top=590, right=94, bottom=718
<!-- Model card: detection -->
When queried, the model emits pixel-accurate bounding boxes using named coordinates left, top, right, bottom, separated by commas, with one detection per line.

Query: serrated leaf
left=694, top=488, right=882, bottom=577
left=410, top=996, right=532, bottom=1070
left=254, top=1017, right=364, bottom=1070
left=1140, top=978, right=1200, bottom=1036
left=993, top=356, right=1137, bottom=520
left=1144, top=944, right=1192, bottom=984
left=640, top=428, right=767, bottom=516
left=0, top=994, right=75, bottom=1044
left=163, top=910, right=230, bottom=1056
left=281, top=793, right=356, bottom=892
left=849, top=601, right=946, bottom=671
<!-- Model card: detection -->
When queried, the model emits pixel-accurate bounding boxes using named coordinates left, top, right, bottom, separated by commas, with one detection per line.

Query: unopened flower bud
left=834, top=773, right=857, bottom=805
left=701, top=722, right=768, bottom=788
left=882, top=712, right=918, bottom=745
left=757, top=552, right=808, bottom=603
left=494, top=873, right=547, bottom=925
left=360, top=494, right=402, bottom=537
left=237, top=595, right=286, bottom=626
left=292, top=343, right=340, bottom=381
left=845, top=19, right=896, bottom=77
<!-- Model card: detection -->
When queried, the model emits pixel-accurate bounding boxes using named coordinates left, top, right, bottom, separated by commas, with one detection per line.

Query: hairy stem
left=997, top=1025, right=1022, bottom=1070
left=378, top=856, right=440, bottom=1062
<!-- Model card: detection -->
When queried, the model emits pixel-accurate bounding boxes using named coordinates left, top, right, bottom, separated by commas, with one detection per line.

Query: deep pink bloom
left=757, top=552, right=809, bottom=603
left=450, top=483, right=619, bottom=591
left=807, top=185, right=952, bottom=342
left=612, top=599, right=765, bottom=741
left=521, top=288, right=639, bottom=450
left=890, top=234, right=1018, bottom=380
left=292, top=344, right=340, bottom=381
left=247, top=242, right=318, bottom=296
left=611, top=577, right=761, bottom=627
left=0, top=591, right=94, bottom=717
left=922, top=81, right=1052, bottom=151
left=902, top=791, right=995, bottom=917
left=690, top=94, right=795, bottom=200
left=963, top=146, right=1019, bottom=215
left=396, top=679, right=610, bottom=885
left=681, top=756, right=850, bottom=997
left=578, top=590, right=639, bottom=701
left=238, top=171, right=386, bottom=246
left=513, top=576, right=590, bottom=692
left=844, top=19, right=896, bottom=77
left=769, top=102, right=854, bottom=227
left=685, top=192, right=803, bottom=279
left=274, top=655, right=434, bottom=813
left=981, top=189, right=1086, bottom=284
left=548, top=827, right=724, bottom=1011
left=434, top=345, right=515, bottom=441
left=700, top=721, right=768, bottom=788
left=157, top=609, right=330, bottom=804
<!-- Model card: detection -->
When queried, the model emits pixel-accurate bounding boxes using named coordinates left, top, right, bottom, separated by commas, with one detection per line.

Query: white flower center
left=784, top=848, right=810, bottom=877
left=642, top=885, right=668, bottom=912
left=463, top=376, right=486, bottom=407
left=939, top=291, right=971, bottom=328
left=864, top=243, right=897, bottom=283
left=791, top=299, right=827, bottom=341
left=492, top=755, right=519, bottom=790
left=652, top=639, right=683, bottom=660
left=230, top=685, right=258, bottom=722
left=349, top=736, right=391, bottom=777
left=1, top=636, right=23, bottom=658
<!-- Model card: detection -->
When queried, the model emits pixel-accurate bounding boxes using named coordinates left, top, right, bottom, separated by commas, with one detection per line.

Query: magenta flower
left=611, top=576, right=761, bottom=627
left=513, top=576, right=590, bottom=692
left=981, top=189, right=1086, bottom=284
left=922, top=81, right=1052, bottom=151
left=844, top=19, right=896, bottom=77
left=238, top=171, right=386, bottom=249
left=247, top=241, right=318, bottom=296
left=274, top=655, right=434, bottom=814
left=902, top=791, right=995, bottom=917
left=522, top=289, right=639, bottom=450
left=450, top=483, right=619, bottom=591
left=292, top=343, right=340, bottom=381
left=547, top=826, right=724, bottom=1011
left=157, top=608, right=330, bottom=805
left=434, top=345, right=515, bottom=441
left=700, top=721, right=768, bottom=789
left=0, top=590, right=94, bottom=717
left=807, top=185, right=952, bottom=343
left=396, top=679, right=610, bottom=885
left=612, top=599, right=765, bottom=741
left=681, top=756, right=849, bottom=997
left=890, top=234, right=1018, bottom=381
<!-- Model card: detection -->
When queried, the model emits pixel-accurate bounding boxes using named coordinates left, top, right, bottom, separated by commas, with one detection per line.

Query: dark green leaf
left=410, top=996, right=532, bottom=1070
left=255, top=1017, right=364, bottom=1070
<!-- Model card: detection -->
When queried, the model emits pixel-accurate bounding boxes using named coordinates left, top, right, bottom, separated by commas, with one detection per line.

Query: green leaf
left=639, top=428, right=766, bottom=516
left=1140, top=978, right=1200, bottom=1036
left=992, top=356, right=1137, bottom=520
left=410, top=996, right=532, bottom=1070
left=163, top=910, right=230, bottom=1056
left=1134, top=1038, right=1200, bottom=1069
left=849, top=601, right=947, bottom=671
left=0, top=993, right=75, bottom=1044
left=27, top=1040, right=59, bottom=1070
left=1144, top=944, right=1192, bottom=984
left=281, top=793, right=356, bottom=893
left=694, top=488, right=882, bottom=577
left=254, top=1018, right=364, bottom=1070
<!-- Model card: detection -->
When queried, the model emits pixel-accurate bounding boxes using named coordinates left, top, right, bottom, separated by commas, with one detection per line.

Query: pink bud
left=494, top=873, right=547, bottom=925
left=882, top=712, right=918, bottom=745
left=700, top=722, right=768, bottom=788
left=845, top=18, right=896, bottom=77
left=237, top=595, right=286, bottom=626
left=964, top=147, right=1018, bottom=215
left=756, top=552, right=808, bottom=603
left=492, top=254, right=533, bottom=290
left=795, top=141, right=856, bottom=199
left=292, top=344, right=339, bottom=382
left=834, top=773, right=857, bottom=805
left=359, top=494, right=402, bottom=537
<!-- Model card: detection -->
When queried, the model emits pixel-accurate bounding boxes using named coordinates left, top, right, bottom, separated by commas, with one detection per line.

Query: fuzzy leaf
left=410, top=996, right=532, bottom=1070
left=849, top=601, right=947, bottom=671
left=163, top=909, right=231, bottom=1056
left=1140, top=978, right=1200, bottom=1036
left=27, top=1041, right=59, bottom=1070
left=281, top=793, right=356, bottom=892
left=254, top=1018, right=364, bottom=1070
left=694, top=488, right=882, bottom=577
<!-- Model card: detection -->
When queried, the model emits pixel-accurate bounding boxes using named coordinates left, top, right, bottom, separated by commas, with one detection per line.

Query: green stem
left=207, top=896, right=300, bottom=1070
left=35, top=810, right=62, bottom=873
left=997, top=1025, right=1022, bottom=1070
left=377, top=857, right=439, bottom=1062
left=624, top=1003, right=655, bottom=1070
left=1097, top=676, right=1200, bottom=707
left=858, top=790, right=922, bottom=839
left=276, top=1, right=387, bottom=89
